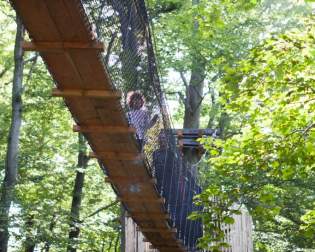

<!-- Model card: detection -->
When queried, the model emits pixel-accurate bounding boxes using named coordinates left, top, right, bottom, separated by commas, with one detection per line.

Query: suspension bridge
left=10, top=0, right=204, bottom=251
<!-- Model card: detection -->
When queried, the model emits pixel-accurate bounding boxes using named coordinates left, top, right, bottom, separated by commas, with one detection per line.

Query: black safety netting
left=82, top=0, right=202, bottom=250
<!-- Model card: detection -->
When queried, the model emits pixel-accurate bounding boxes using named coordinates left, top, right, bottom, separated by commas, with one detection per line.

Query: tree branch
left=104, top=32, right=117, bottom=66
left=84, top=200, right=119, bottom=220
left=25, top=54, right=39, bottom=85
left=0, top=65, right=11, bottom=79
left=165, top=91, right=185, bottom=104
left=179, top=71, right=189, bottom=88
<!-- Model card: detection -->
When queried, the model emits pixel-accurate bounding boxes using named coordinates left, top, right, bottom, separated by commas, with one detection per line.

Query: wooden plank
left=52, top=88, right=121, bottom=98
left=73, top=125, right=136, bottom=134
left=68, top=50, right=112, bottom=90
left=22, top=41, right=105, bottom=52
left=120, top=197, right=165, bottom=204
left=149, top=245, right=179, bottom=249
left=157, top=248, right=184, bottom=252
left=95, top=107, right=125, bottom=126
left=131, top=212, right=170, bottom=220
left=143, top=238, right=180, bottom=243
left=11, top=0, right=62, bottom=41
left=105, top=177, right=156, bottom=184
left=131, top=211, right=169, bottom=216
left=139, top=228, right=177, bottom=233
left=90, top=152, right=143, bottom=161
left=62, top=0, right=94, bottom=41
left=44, top=0, right=92, bottom=42
left=39, top=54, right=82, bottom=89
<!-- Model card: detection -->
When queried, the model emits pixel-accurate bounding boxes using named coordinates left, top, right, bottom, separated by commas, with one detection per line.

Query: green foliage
left=1, top=0, right=314, bottom=250
left=153, top=0, right=311, bottom=128
left=199, top=16, right=315, bottom=250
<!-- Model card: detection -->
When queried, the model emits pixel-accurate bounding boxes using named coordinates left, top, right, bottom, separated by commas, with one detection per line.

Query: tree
left=0, top=15, right=24, bottom=251
left=153, top=0, right=310, bottom=131
left=198, top=16, right=315, bottom=250
left=67, top=134, right=88, bottom=252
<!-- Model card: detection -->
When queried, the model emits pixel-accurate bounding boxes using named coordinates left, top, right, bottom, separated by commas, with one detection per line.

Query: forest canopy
left=0, top=0, right=315, bottom=251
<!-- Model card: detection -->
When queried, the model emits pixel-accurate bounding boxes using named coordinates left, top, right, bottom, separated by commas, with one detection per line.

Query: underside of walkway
left=10, top=0, right=186, bottom=251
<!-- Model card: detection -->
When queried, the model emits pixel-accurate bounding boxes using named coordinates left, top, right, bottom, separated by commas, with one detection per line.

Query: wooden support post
left=22, top=41, right=105, bottom=52
left=177, top=129, right=183, bottom=139
left=178, top=139, right=184, bottom=149
left=73, top=125, right=135, bottom=134
left=52, top=88, right=121, bottom=99
left=89, top=151, right=143, bottom=161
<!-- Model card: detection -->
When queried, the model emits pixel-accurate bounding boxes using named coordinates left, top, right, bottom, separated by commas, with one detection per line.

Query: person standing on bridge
left=127, top=91, right=158, bottom=149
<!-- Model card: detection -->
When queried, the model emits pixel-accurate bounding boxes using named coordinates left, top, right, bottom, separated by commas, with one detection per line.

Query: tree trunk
left=120, top=204, right=125, bottom=252
left=115, top=233, right=120, bottom=252
left=67, top=134, right=88, bottom=252
left=0, top=16, right=24, bottom=252
left=182, top=56, right=205, bottom=165
left=43, top=213, right=56, bottom=252
left=24, top=244, right=35, bottom=252
left=183, top=57, right=205, bottom=130
left=24, top=214, right=35, bottom=252
left=218, top=111, right=229, bottom=139
left=182, top=0, right=206, bottom=165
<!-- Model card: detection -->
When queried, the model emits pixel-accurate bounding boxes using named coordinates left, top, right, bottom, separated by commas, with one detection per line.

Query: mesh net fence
left=82, top=0, right=202, bottom=249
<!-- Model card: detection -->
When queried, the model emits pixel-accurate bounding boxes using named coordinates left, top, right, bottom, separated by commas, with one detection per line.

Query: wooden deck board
left=42, top=53, right=83, bottom=88
left=68, top=51, right=112, bottom=89
left=14, top=0, right=61, bottom=41
left=45, top=0, right=91, bottom=42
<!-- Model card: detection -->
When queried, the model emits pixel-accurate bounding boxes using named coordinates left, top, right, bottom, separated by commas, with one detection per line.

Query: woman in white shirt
left=127, top=91, right=158, bottom=149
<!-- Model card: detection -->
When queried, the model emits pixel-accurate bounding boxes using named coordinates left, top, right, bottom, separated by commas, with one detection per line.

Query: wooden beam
left=129, top=211, right=169, bottom=216
left=119, top=197, right=165, bottom=204
left=152, top=247, right=184, bottom=252
left=149, top=245, right=180, bottom=249
left=138, top=227, right=177, bottom=233
left=144, top=238, right=181, bottom=244
left=131, top=212, right=170, bottom=220
left=142, top=237, right=182, bottom=244
left=52, top=88, right=121, bottom=99
left=22, top=41, right=105, bottom=52
left=105, top=176, right=156, bottom=184
left=73, top=125, right=136, bottom=134
left=150, top=240, right=181, bottom=245
left=89, top=151, right=143, bottom=161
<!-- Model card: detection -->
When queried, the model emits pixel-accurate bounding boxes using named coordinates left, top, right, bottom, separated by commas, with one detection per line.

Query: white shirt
left=127, top=109, right=151, bottom=140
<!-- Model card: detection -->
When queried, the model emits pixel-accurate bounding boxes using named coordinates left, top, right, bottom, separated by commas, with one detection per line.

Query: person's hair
left=127, top=91, right=145, bottom=108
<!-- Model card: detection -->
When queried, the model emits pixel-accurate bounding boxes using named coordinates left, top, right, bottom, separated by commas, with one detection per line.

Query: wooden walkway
left=10, top=0, right=185, bottom=251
